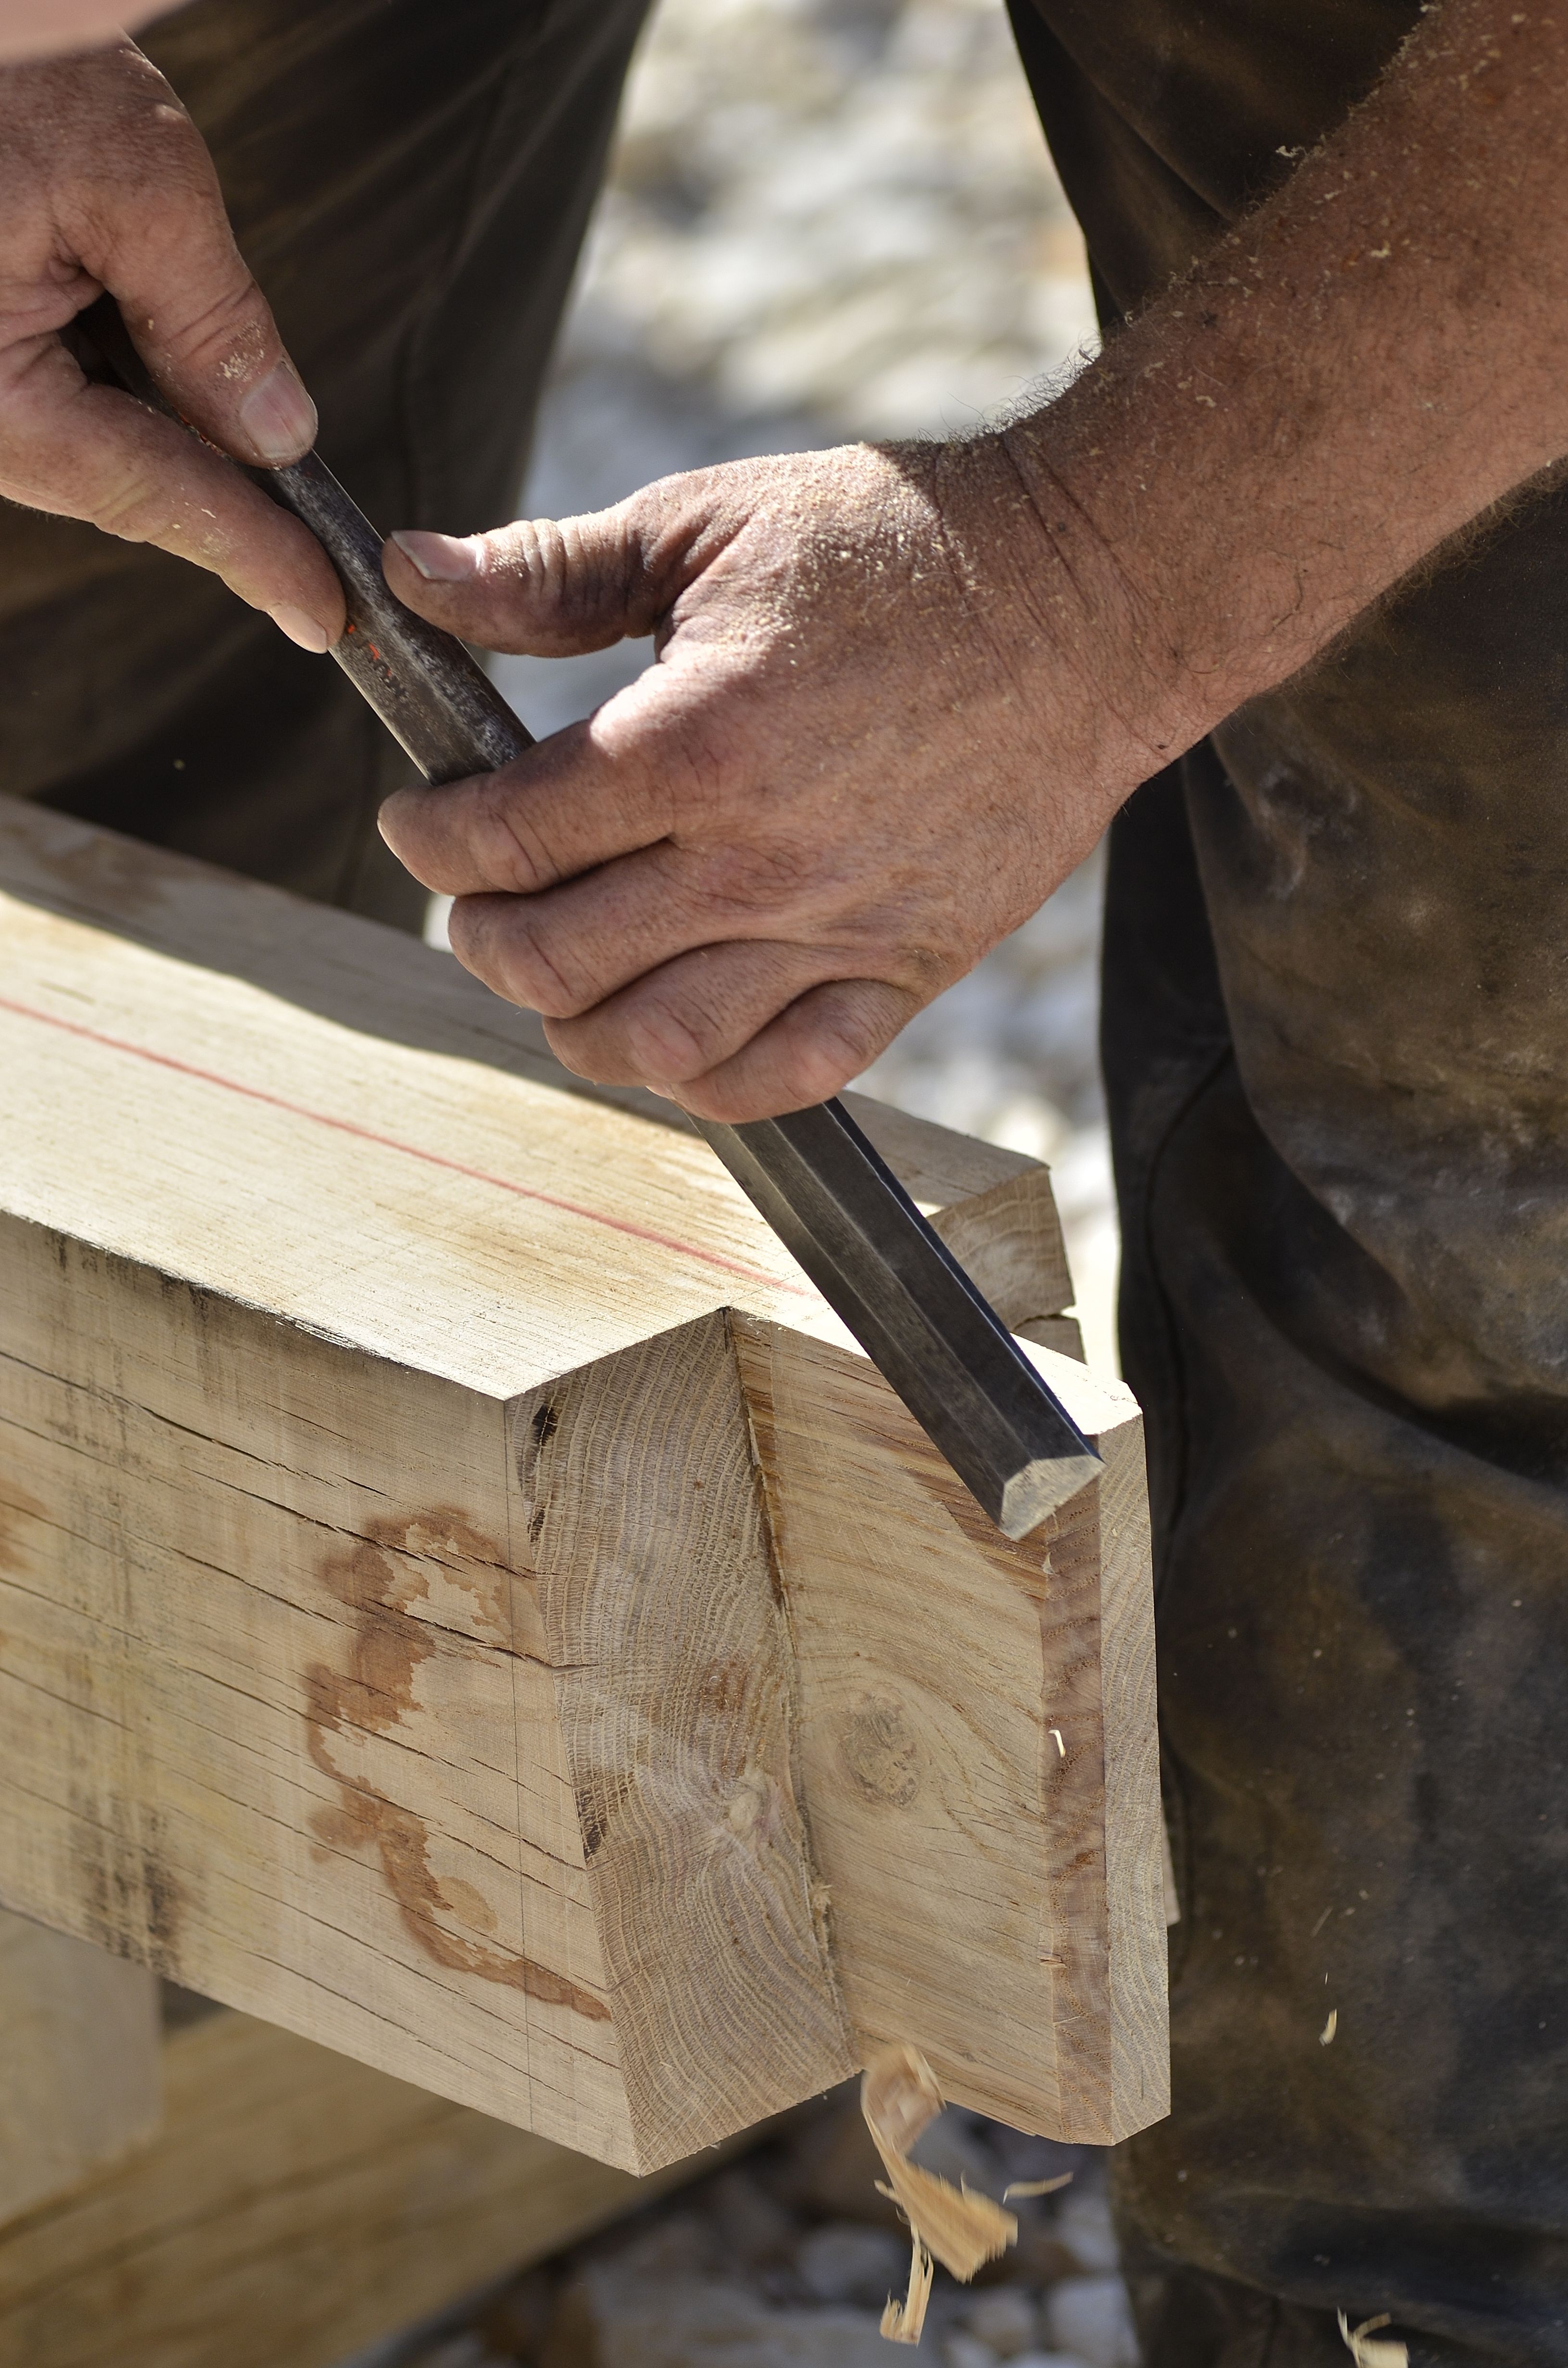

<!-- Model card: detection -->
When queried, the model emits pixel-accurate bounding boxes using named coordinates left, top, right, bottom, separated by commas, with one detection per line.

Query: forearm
left=996, top=0, right=1568, bottom=776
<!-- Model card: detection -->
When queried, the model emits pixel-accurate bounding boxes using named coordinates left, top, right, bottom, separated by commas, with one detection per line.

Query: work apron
left=1010, top=2, right=1568, bottom=2360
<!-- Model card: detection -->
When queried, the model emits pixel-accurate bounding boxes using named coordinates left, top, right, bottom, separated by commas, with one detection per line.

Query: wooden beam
left=734, top=1320, right=1165, bottom=2145
left=0, top=1912, right=160, bottom=2225
left=0, top=797, right=1072, bottom=1330
left=0, top=797, right=1165, bottom=2171
left=0, top=2001, right=715, bottom=2368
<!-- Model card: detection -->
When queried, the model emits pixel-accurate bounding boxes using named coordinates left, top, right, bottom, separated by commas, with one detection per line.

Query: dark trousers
left=999, top=0, right=1568, bottom=2355
left=1, top=0, right=648, bottom=927
left=1101, top=678, right=1568, bottom=2368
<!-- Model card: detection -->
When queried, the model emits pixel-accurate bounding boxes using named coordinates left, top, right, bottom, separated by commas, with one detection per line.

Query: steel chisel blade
left=697, top=1101, right=1101, bottom=1536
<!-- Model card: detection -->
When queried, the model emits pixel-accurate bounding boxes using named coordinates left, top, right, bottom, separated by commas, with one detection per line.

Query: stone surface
left=947, top=2336, right=1001, bottom=2368
left=795, top=2224, right=910, bottom=2308
left=541, top=2263, right=894, bottom=2368
left=966, top=2288, right=1042, bottom=2357
left=1045, top=2278, right=1140, bottom=2368
left=1056, top=2193, right=1124, bottom=2279
left=351, top=2084, right=1132, bottom=2368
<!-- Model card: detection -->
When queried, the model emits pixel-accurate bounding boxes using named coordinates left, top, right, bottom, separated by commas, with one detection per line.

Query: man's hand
left=0, top=41, right=343, bottom=648
left=380, top=442, right=1161, bottom=1121
left=383, top=0, right=1568, bottom=1120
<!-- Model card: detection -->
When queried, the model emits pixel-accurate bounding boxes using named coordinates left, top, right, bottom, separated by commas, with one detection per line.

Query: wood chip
left=1338, top=2310, right=1409, bottom=2368
left=861, top=2046, right=1017, bottom=2344
left=880, top=2233, right=934, bottom=2343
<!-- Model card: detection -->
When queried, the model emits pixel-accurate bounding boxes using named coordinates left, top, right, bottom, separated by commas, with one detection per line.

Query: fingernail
left=392, top=529, right=479, bottom=582
left=269, top=603, right=332, bottom=654
left=238, top=361, right=318, bottom=464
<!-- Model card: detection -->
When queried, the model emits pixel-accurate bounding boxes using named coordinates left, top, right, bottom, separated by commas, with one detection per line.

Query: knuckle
left=441, top=897, right=507, bottom=995
left=678, top=1072, right=757, bottom=1125
left=164, top=275, right=274, bottom=383
left=449, top=896, right=586, bottom=1018
left=779, top=1043, right=854, bottom=1109
left=622, top=995, right=709, bottom=1084
left=813, top=983, right=906, bottom=1076
left=473, top=779, right=564, bottom=895
left=545, top=515, right=628, bottom=639
left=90, top=463, right=174, bottom=547
left=493, top=819, right=559, bottom=898
left=537, top=1022, right=600, bottom=1084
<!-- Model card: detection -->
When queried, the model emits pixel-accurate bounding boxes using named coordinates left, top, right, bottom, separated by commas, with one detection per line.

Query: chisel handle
left=261, top=453, right=535, bottom=782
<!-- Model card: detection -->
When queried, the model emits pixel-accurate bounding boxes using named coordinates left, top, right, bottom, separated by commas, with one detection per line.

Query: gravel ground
left=344, top=2084, right=1134, bottom=2368
left=386, top=8, right=1130, bottom=2360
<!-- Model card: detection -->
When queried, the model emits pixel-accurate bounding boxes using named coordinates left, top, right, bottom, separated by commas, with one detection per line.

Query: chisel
left=79, top=296, right=1099, bottom=1537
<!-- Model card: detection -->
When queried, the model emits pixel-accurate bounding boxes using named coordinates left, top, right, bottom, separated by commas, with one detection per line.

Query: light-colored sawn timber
left=0, top=794, right=1166, bottom=2171
left=0, top=1993, right=719, bottom=2368
left=0, top=1912, right=160, bottom=2225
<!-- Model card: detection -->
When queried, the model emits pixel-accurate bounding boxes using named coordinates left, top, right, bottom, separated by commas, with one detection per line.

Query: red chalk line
left=0, top=991, right=808, bottom=1298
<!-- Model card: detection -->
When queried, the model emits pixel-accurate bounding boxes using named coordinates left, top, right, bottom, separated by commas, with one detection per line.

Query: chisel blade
left=697, top=1101, right=1101, bottom=1535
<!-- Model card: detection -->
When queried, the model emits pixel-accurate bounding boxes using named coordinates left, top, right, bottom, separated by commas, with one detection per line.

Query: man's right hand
left=0, top=39, right=343, bottom=650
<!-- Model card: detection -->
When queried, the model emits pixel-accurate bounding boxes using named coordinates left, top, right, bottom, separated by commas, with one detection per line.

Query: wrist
left=929, top=423, right=1206, bottom=814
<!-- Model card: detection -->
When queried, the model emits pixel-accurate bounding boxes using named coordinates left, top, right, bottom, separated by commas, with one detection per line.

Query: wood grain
left=0, top=1914, right=160, bottom=2227
left=512, top=1314, right=855, bottom=2166
left=0, top=794, right=1163, bottom=2163
left=733, top=1322, right=1167, bottom=2142
left=0, top=1227, right=643, bottom=2156
left=0, top=796, right=1068, bottom=1331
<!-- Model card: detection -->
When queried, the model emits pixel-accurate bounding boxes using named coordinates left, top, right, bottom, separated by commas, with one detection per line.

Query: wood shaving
left=1338, top=2311, right=1409, bottom=2368
left=1002, top=2173, right=1074, bottom=2201
left=881, top=2232, right=934, bottom=2343
left=860, top=2045, right=1018, bottom=2344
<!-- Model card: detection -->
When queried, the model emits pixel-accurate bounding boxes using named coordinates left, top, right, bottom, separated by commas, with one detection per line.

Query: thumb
left=383, top=493, right=692, bottom=657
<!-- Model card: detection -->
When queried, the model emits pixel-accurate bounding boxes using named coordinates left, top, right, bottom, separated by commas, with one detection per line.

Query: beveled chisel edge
left=998, top=1449, right=1104, bottom=1540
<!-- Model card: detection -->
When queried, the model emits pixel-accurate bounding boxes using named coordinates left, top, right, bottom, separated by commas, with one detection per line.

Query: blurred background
left=431, top=0, right=1121, bottom=1366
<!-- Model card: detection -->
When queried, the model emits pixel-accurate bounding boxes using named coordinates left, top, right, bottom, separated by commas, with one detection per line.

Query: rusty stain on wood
left=304, top=1512, right=612, bottom=2023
